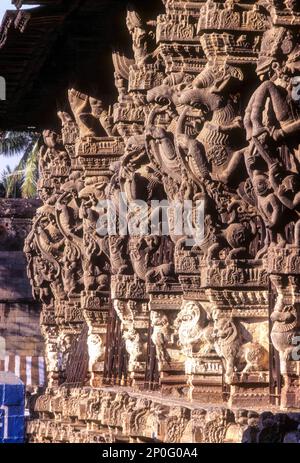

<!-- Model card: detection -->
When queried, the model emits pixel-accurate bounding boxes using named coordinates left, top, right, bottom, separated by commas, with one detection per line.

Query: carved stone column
left=148, top=283, right=185, bottom=396
left=205, top=260, right=270, bottom=408
left=111, top=275, right=149, bottom=387
left=82, top=291, right=109, bottom=387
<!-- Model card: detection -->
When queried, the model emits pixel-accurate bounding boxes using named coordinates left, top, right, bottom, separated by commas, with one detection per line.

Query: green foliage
left=21, top=141, right=39, bottom=198
left=0, top=131, right=40, bottom=198
left=0, top=165, right=22, bottom=198
left=0, top=131, right=34, bottom=157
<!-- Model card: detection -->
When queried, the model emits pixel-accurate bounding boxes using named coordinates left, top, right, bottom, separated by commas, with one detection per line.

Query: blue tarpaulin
left=0, top=372, right=25, bottom=443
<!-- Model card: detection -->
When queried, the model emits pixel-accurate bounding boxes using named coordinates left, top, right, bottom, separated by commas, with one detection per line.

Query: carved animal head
left=175, top=301, right=205, bottom=332
left=179, top=64, right=243, bottom=114
left=125, top=134, right=145, bottom=155
left=178, top=87, right=222, bottom=115
left=147, top=72, right=189, bottom=107
left=213, top=318, right=238, bottom=343
left=271, top=305, right=297, bottom=324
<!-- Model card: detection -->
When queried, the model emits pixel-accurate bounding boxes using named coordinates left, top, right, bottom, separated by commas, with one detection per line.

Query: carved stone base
left=229, top=385, right=270, bottom=408
left=281, top=374, right=300, bottom=410
left=27, top=386, right=300, bottom=443
left=186, top=381, right=225, bottom=404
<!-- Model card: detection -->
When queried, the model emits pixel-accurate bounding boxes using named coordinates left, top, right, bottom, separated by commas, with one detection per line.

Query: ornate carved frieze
left=25, top=0, right=300, bottom=442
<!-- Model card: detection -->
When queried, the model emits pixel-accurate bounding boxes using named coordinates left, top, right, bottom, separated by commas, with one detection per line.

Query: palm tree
left=0, top=132, right=40, bottom=198
left=0, top=165, right=22, bottom=198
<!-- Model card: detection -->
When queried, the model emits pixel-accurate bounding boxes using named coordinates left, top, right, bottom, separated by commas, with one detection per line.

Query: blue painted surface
left=0, top=373, right=25, bottom=444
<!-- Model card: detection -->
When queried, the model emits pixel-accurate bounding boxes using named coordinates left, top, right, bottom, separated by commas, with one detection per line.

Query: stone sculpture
left=24, top=0, right=300, bottom=443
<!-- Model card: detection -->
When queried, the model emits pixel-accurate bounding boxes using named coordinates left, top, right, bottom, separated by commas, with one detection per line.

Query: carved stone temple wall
left=25, top=0, right=300, bottom=443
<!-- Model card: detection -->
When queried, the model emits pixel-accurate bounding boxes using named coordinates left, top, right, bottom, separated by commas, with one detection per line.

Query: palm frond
left=0, top=132, right=40, bottom=198
left=0, top=131, right=34, bottom=157
left=21, top=140, right=39, bottom=198
left=1, top=165, right=22, bottom=198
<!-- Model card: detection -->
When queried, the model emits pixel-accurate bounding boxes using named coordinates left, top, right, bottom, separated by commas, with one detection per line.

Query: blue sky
left=0, top=1, right=40, bottom=174
left=0, top=1, right=15, bottom=17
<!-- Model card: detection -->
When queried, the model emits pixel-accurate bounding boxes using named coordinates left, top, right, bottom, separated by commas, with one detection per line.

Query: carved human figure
left=269, top=163, right=300, bottom=246
left=87, top=333, right=104, bottom=371
left=123, top=327, right=143, bottom=371
left=40, top=130, right=70, bottom=175
left=120, top=134, right=164, bottom=203
left=58, top=333, right=72, bottom=372
left=62, top=240, right=83, bottom=297
left=45, top=338, right=60, bottom=376
left=151, top=311, right=171, bottom=364
left=251, top=170, right=286, bottom=251
left=244, top=27, right=300, bottom=144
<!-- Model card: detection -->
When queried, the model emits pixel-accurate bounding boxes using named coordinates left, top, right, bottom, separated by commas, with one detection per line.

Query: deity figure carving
left=245, top=26, right=300, bottom=143
left=62, top=240, right=83, bottom=297
left=123, top=327, right=143, bottom=371
left=178, top=63, right=245, bottom=185
left=25, top=203, right=64, bottom=306
left=129, top=235, right=174, bottom=284
left=79, top=178, right=110, bottom=291
left=120, top=134, right=164, bottom=203
left=40, top=129, right=70, bottom=175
